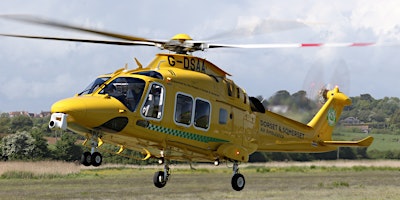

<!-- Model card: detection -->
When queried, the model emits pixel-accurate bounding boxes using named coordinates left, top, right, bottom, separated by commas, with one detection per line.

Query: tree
left=1, top=131, right=35, bottom=160
left=0, top=113, right=11, bottom=133
left=10, top=115, right=33, bottom=132
left=269, top=90, right=291, bottom=105
left=30, top=128, right=50, bottom=159
left=389, top=110, right=400, bottom=129
left=32, top=116, right=52, bottom=136
left=53, top=132, right=82, bottom=161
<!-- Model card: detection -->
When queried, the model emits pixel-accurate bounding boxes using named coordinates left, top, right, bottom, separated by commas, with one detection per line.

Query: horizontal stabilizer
left=321, top=136, right=374, bottom=147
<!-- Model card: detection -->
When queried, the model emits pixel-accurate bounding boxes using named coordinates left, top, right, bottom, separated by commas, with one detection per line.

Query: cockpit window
left=79, top=77, right=110, bottom=95
left=99, top=77, right=145, bottom=112
left=142, top=83, right=165, bottom=119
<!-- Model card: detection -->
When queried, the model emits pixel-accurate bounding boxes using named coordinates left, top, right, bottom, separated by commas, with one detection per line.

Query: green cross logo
left=327, top=107, right=336, bottom=126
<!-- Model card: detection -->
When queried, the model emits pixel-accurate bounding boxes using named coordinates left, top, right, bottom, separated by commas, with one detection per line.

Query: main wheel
left=153, top=171, right=167, bottom=188
left=80, top=151, right=92, bottom=166
left=91, top=152, right=102, bottom=167
left=231, top=173, right=245, bottom=191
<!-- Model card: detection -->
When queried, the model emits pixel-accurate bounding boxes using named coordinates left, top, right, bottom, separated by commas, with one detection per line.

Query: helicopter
left=1, top=15, right=374, bottom=191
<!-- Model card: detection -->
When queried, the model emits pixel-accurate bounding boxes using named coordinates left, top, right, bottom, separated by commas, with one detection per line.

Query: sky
left=0, top=0, right=399, bottom=113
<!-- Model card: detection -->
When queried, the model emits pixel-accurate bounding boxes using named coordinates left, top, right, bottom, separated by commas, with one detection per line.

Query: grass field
left=0, top=161, right=400, bottom=199
left=333, top=131, right=400, bottom=152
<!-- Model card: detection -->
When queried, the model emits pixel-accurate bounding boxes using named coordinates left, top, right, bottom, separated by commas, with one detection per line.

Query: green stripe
left=148, top=124, right=228, bottom=143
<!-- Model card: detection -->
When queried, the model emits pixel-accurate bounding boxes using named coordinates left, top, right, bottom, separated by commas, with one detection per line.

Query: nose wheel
left=80, top=151, right=103, bottom=167
left=80, top=134, right=103, bottom=167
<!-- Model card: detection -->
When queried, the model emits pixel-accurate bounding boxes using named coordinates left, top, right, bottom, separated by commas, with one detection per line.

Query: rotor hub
left=171, top=33, right=192, bottom=42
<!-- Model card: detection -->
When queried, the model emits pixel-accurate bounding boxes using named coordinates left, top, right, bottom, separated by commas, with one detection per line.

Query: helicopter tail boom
left=256, top=86, right=373, bottom=153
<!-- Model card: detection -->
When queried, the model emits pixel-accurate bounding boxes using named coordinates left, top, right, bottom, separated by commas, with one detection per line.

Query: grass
left=0, top=161, right=81, bottom=175
left=333, top=131, right=400, bottom=152
left=0, top=161, right=400, bottom=199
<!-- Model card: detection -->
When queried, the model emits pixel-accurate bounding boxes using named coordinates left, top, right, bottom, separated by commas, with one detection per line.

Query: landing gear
left=153, top=152, right=170, bottom=188
left=231, top=162, right=245, bottom=191
left=80, top=151, right=103, bottom=167
left=81, top=151, right=92, bottom=166
left=153, top=170, right=168, bottom=188
left=91, top=152, right=103, bottom=167
left=80, top=134, right=103, bottom=167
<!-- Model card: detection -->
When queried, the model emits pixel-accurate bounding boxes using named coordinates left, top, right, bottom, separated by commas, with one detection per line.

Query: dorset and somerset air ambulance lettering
left=0, top=15, right=374, bottom=191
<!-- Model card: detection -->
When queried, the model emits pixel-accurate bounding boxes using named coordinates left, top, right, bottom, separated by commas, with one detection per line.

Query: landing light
left=214, top=159, right=220, bottom=166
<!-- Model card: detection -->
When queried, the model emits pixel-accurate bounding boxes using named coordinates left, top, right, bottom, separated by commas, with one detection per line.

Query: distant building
left=7, top=111, right=50, bottom=118
left=8, top=111, right=33, bottom=118
left=341, top=117, right=361, bottom=125
left=341, top=117, right=370, bottom=133
left=38, top=111, right=51, bottom=118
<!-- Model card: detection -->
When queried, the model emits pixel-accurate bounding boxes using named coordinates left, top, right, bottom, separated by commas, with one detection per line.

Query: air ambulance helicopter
left=1, top=15, right=374, bottom=191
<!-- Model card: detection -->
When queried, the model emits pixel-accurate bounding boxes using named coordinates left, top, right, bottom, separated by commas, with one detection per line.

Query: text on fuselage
left=167, top=55, right=207, bottom=73
left=259, top=119, right=305, bottom=139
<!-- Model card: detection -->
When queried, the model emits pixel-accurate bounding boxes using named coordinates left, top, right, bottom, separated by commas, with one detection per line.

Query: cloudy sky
left=0, top=0, right=399, bottom=113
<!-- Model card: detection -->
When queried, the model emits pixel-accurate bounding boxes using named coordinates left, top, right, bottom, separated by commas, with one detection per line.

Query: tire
left=80, top=151, right=92, bottom=166
left=91, top=152, right=102, bottom=167
left=153, top=171, right=167, bottom=188
left=231, top=173, right=245, bottom=191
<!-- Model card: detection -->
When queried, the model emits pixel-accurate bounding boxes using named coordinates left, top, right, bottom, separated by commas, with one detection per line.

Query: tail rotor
left=303, top=59, right=351, bottom=105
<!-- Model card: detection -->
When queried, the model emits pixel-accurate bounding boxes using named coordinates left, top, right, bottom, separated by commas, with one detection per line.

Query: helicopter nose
left=51, top=97, right=87, bottom=119
left=50, top=95, right=128, bottom=129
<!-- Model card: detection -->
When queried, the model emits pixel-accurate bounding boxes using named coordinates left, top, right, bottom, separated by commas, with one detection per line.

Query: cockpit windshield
left=79, top=77, right=110, bottom=95
left=99, top=77, right=146, bottom=112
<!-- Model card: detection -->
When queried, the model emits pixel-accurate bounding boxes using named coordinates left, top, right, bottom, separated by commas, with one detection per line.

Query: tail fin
left=307, top=86, right=373, bottom=147
left=307, top=86, right=351, bottom=141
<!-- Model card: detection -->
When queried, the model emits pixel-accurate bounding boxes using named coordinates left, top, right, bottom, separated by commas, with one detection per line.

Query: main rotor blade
left=207, top=42, right=378, bottom=49
left=205, top=19, right=311, bottom=41
left=0, top=14, right=164, bottom=44
left=0, top=33, right=157, bottom=46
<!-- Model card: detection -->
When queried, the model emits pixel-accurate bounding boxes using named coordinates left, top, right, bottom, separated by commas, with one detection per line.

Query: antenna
left=134, top=57, right=143, bottom=69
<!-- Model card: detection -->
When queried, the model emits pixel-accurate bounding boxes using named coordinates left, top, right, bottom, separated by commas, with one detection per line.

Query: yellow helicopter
left=1, top=15, right=374, bottom=191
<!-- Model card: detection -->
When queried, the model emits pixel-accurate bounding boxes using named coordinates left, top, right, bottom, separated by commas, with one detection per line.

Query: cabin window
left=175, top=93, right=193, bottom=125
left=219, top=108, right=228, bottom=124
left=100, top=77, right=145, bottom=112
left=194, top=99, right=211, bottom=129
left=174, top=94, right=211, bottom=130
left=142, top=83, right=165, bottom=119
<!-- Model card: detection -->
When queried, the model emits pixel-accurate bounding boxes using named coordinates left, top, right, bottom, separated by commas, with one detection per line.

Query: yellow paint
left=117, top=145, right=124, bottom=154
left=142, top=148, right=151, bottom=160
left=171, top=33, right=192, bottom=41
